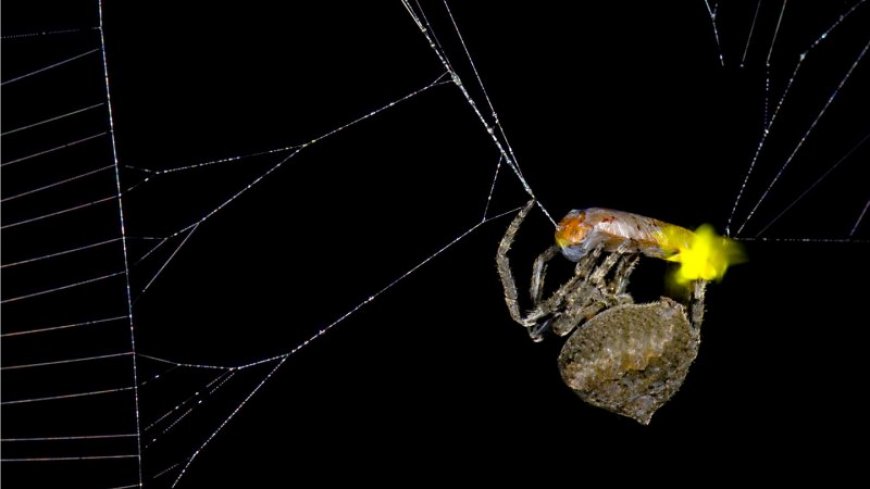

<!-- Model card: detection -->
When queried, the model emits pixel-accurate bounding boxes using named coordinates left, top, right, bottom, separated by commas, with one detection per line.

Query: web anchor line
left=403, top=0, right=555, bottom=226
left=440, top=0, right=536, bottom=217
left=1, top=270, right=126, bottom=305
left=702, top=0, right=725, bottom=66
left=143, top=371, right=231, bottom=433
left=0, top=315, right=128, bottom=338
left=0, top=131, right=107, bottom=168
left=1, top=386, right=134, bottom=406
left=1, top=102, right=105, bottom=137
left=1, top=26, right=98, bottom=41
left=134, top=224, right=200, bottom=302
left=1, top=48, right=99, bottom=86
left=1, top=455, right=138, bottom=463
left=137, top=72, right=450, bottom=241
left=1, top=173, right=149, bottom=231
left=140, top=208, right=520, bottom=486
left=752, top=130, right=870, bottom=237
left=725, top=0, right=868, bottom=236
left=138, top=206, right=522, bottom=372
left=1, top=165, right=114, bottom=203
left=1, top=238, right=123, bottom=270
left=736, top=237, right=869, bottom=244
left=740, top=0, right=763, bottom=68
left=851, top=199, right=870, bottom=237
left=1, top=351, right=132, bottom=371
left=145, top=370, right=238, bottom=450
left=1, top=433, right=137, bottom=442
left=97, top=0, right=144, bottom=486
left=737, top=38, right=870, bottom=235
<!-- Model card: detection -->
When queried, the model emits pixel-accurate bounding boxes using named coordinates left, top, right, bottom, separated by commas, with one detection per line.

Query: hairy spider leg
left=496, top=200, right=538, bottom=328
left=499, top=201, right=647, bottom=342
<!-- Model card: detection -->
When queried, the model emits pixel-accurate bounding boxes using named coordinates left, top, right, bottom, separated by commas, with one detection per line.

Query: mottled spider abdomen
left=557, top=299, right=700, bottom=425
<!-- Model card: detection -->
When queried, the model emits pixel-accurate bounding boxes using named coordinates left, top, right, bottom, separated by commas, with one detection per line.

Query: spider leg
left=527, top=316, right=557, bottom=342
left=530, top=245, right=560, bottom=304
left=550, top=248, right=639, bottom=337
left=496, top=200, right=538, bottom=328
left=527, top=246, right=607, bottom=341
left=533, top=245, right=603, bottom=318
left=574, top=246, right=603, bottom=280
left=688, top=280, right=708, bottom=328
left=609, top=253, right=640, bottom=295
left=589, top=243, right=633, bottom=287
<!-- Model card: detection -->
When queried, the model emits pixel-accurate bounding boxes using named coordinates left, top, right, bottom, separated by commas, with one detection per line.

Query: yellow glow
left=662, top=224, right=745, bottom=285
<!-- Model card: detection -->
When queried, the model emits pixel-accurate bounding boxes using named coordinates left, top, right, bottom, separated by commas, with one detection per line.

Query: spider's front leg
left=496, top=200, right=539, bottom=328
left=497, top=199, right=586, bottom=340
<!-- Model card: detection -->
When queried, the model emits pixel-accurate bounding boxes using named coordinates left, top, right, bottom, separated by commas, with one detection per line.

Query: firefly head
left=555, top=210, right=591, bottom=262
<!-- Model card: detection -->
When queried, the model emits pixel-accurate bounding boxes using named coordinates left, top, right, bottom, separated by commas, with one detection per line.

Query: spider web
left=2, top=1, right=869, bottom=487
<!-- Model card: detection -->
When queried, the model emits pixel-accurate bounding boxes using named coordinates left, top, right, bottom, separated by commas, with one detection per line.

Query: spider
left=496, top=200, right=717, bottom=424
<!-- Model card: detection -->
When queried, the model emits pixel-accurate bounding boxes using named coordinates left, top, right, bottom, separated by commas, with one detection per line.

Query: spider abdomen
left=557, top=299, right=700, bottom=425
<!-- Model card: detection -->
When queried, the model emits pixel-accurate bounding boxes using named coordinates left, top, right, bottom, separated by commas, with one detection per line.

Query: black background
left=3, top=1, right=869, bottom=486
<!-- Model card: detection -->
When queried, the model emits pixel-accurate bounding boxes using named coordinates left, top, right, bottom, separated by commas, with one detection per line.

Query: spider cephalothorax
left=497, top=200, right=726, bottom=424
